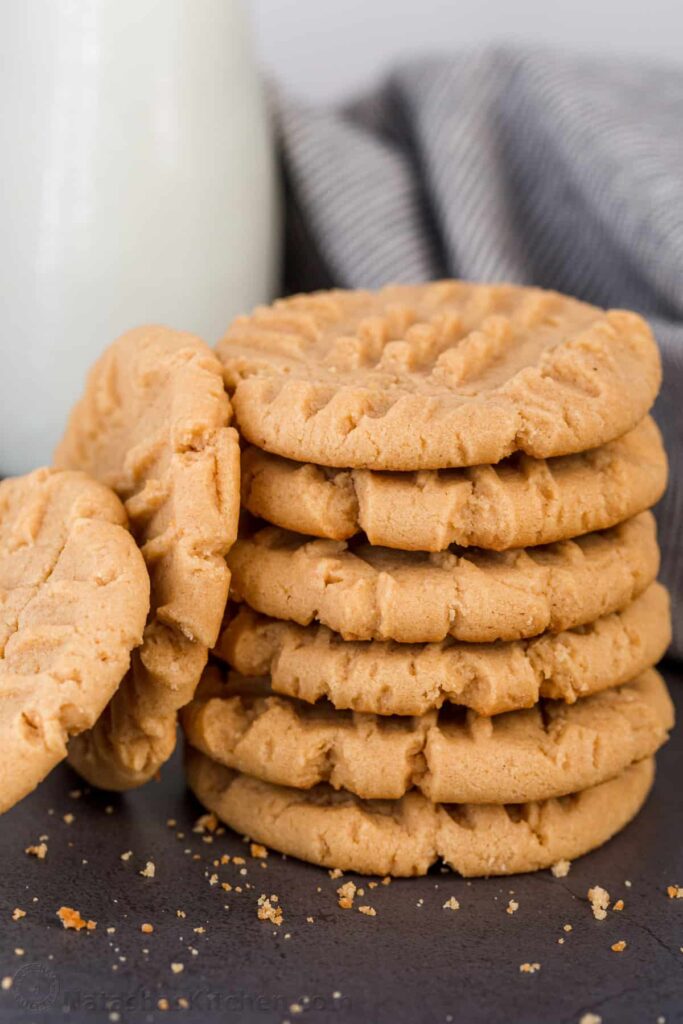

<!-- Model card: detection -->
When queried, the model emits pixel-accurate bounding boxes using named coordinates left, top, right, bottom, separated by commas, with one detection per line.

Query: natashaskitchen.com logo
left=9, top=963, right=351, bottom=1016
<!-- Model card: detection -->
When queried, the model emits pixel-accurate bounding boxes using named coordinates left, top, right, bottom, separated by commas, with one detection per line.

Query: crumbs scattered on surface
left=57, top=906, right=96, bottom=931
left=358, top=906, right=376, bottom=917
left=442, top=897, right=460, bottom=912
left=667, top=885, right=683, bottom=899
left=587, top=886, right=610, bottom=921
left=519, top=963, right=541, bottom=974
left=257, top=894, right=283, bottom=926
left=551, top=860, right=571, bottom=878
left=11, top=909, right=26, bottom=922
left=250, top=843, right=268, bottom=859
left=140, top=861, right=156, bottom=879
left=611, top=940, right=627, bottom=953
left=328, top=868, right=343, bottom=880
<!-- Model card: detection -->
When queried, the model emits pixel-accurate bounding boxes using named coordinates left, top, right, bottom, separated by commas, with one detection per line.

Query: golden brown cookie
left=55, top=326, right=240, bottom=789
left=217, top=282, right=661, bottom=470
left=241, top=416, right=667, bottom=551
left=219, top=584, right=670, bottom=716
left=220, top=584, right=669, bottom=716
left=182, top=667, right=671, bottom=804
left=0, top=468, right=149, bottom=813
left=227, top=513, right=659, bottom=644
left=186, top=750, right=655, bottom=877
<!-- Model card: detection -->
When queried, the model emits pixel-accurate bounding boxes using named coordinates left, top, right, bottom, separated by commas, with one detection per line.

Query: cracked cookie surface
left=0, top=468, right=149, bottom=813
left=186, top=749, right=654, bottom=876
left=181, top=668, right=671, bottom=804
left=55, top=326, right=240, bottom=789
left=219, top=584, right=670, bottom=716
left=228, top=513, right=659, bottom=644
left=241, top=416, right=666, bottom=551
left=217, top=282, right=661, bottom=470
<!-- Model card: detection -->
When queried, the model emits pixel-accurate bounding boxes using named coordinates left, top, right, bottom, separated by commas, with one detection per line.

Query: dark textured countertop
left=1, top=663, right=682, bottom=1024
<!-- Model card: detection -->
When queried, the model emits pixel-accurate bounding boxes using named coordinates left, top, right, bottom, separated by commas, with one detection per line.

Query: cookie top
left=186, top=750, right=654, bottom=877
left=241, top=416, right=667, bottom=551
left=217, top=282, right=661, bottom=470
left=228, top=513, right=659, bottom=643
left=55, top=326, right=240, bottom=789
left=182, top=667, right=672, bottom=805
left=0, top=468, right=149, bottom=813
left=218, top=583, right=670, bottom=717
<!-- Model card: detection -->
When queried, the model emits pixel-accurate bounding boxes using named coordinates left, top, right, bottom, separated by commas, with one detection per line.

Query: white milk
left=0, top=0, right=279, bottom=475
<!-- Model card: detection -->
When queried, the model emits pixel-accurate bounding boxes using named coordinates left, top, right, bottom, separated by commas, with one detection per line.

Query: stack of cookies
left=182, top=281, right=674, bottom=877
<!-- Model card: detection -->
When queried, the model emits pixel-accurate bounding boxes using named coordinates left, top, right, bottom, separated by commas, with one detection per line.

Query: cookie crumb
left=171, top=963, right=184, bottom=974
left=337, top=881, right=357, bottom=910
left=519, top=963, right=541, bottom=974
left=563, top=923, right=573, bottom=932
left=120, top=851, right=132, bottom=862
left=57, top=906, right=96, bottom=931
left=63, top=813, right=75, bottom=825
left=328, top=868, right=343, bottom=880
left=358, top=906, right=376, bottom=917
left=613, top=899, right=624, bottom=911
left=587, top=886, right=610, bottom=920
left=140, top=861, right=155, bottom=879
left=25, top=842, right=47, bottom=859
left=178, top=998, right=189, bottom=1009
left=157, top=998, right=169, bottom=1011
left=579, top=1015, right=602, bottom=1024
left=506, top=899, right=519, bottom=915
left=194, top=812, right=218, bottom=834
left=611, top=940, right=627, bottom=953
left=1, top=977, right=12, bottom=991
left=140, top=923, right=154, bottom=934
left=11, top=909, right=26, bottom=922
left=257, top=894, right=283, bottom=926
left=551, top=860, right=571, bottom=878
left=176, top=910, right=186, bottom=919
left=250, top=843, right=268, bottom=859
left=666, top=885, right=683, bottom=899
left=442, top=897, right=460, bottom=912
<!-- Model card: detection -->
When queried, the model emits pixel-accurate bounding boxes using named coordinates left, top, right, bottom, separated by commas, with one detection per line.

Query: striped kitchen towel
left=277, top=47, right=683, bottom=658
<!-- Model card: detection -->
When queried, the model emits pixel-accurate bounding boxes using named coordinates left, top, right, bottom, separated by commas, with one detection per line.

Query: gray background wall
left=249, top=0, right=683, bottom=101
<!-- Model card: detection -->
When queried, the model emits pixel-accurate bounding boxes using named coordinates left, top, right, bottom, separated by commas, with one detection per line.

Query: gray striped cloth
left=277, top=48, right=683, bottom=659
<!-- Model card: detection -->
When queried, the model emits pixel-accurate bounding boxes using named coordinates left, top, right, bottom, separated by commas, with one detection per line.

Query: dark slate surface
left=1, top=663, right=682, bottom=1024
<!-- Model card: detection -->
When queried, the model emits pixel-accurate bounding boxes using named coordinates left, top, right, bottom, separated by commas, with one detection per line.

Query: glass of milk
left=0, top=0, right=279, bottom=475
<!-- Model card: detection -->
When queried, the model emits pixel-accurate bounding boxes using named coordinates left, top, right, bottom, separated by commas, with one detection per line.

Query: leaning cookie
left=219, top=584, right=670, bottom=716
left=55, top=326, right=240, bottom=790
left=0, top=468, right=149, bottom=813
left=227, top=513, right=659, bottom=644
left=241, top=416, right=667, bottom=551
left=186, top=750, right=655, bottom=877
left=218, top=281, right=661, bottom=470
